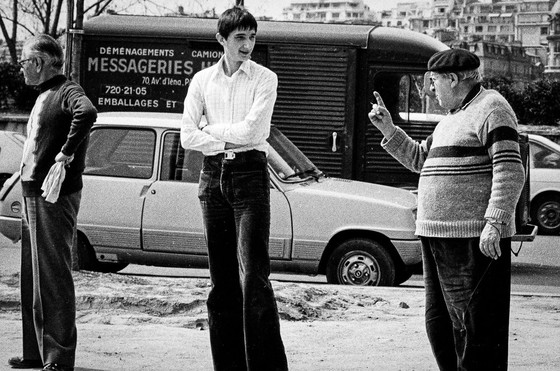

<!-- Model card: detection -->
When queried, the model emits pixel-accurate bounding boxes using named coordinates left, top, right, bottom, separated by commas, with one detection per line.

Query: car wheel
left=531, top=195, right=560, bottom=235
left=326, top=238, right=396, bottom=286
left=77, top=232, right=128, bottom=273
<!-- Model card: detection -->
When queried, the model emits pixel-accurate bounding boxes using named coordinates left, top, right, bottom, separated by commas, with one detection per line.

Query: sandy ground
left=0, top=270, right=559, bottom=371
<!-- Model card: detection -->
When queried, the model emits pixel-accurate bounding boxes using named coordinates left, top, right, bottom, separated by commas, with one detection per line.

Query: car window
left=160, top=132, right=203, bottom=182
left=372, top=71, right=446, bottom=123
left=84, top=128, right=156, bottom=178
left=531, top=142, right=560, bottom=169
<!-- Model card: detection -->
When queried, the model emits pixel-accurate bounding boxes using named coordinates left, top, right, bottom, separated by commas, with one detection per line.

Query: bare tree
left=0, top=0, right=21, bottom=61
left=0, top=0, right=218, bottom=62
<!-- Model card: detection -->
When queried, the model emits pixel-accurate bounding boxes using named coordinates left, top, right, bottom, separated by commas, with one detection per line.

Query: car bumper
left=392, top=239, right=422, bottom=265
left=0, top=215, right=21, bottom=243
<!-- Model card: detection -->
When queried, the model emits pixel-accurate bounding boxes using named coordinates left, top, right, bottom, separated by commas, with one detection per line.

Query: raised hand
left=368, top=91, right=396, bottom=138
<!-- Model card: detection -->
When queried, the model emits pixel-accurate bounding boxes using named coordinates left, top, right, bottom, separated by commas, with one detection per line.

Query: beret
left=427, top=48, right=480, bottom=73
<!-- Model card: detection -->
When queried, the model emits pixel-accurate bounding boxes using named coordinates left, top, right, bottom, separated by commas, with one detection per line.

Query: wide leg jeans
left=198, top=150, right=288, bottom=371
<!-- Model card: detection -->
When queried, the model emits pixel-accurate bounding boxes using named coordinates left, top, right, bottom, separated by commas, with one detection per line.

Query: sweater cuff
left=484, top=207, right=511, bottom=224
left=381, top=127, right=407, bottom=152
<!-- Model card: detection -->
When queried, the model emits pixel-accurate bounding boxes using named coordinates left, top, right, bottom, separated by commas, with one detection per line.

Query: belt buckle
left=224, top=151, right=236, bottom=160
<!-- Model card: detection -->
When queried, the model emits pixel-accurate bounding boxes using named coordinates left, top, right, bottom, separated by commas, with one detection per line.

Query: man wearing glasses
left=369, top=48, right=525, bottom=370
left=8, top=34, right=96, bottom=371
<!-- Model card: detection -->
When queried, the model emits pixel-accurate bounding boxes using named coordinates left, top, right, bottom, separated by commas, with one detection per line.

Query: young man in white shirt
left=181, top=6, right=288, bottom=371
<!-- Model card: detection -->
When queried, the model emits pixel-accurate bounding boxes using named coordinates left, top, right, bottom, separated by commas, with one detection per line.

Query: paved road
left=2, top=234, right=558, bottom=295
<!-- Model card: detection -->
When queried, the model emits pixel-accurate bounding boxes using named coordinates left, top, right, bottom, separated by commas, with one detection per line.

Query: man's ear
left=34, top=58, right=42, bottom=73
left=216, top=32, right=225, bottom=46
left=449, top=72, right=459, bottom=88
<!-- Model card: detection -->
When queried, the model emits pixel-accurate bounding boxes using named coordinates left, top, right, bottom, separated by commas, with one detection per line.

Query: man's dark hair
left=217, top=6, right=257, bottom=39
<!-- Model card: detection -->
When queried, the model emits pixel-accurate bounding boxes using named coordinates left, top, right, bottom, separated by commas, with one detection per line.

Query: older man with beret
left=368, top=48, right=525, bottom=370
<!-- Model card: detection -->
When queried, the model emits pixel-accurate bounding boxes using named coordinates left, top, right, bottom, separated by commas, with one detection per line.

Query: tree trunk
left=0, top=0, right=19, bottom=62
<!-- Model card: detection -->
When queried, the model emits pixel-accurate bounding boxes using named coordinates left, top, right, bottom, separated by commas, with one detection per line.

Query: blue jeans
left=421, top=237, right=511, bottom=371
left=21, top=192, right=81, bottom=368
left=198, top=150, right=288, bottom=371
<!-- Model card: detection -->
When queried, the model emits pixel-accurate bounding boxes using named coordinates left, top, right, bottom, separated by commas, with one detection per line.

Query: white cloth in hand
left=41, top=162, right=66, bottom=203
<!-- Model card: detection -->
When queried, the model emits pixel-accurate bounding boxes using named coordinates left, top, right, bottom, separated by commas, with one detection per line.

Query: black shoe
left=42, top=364, right=73, bottom=371
left=8, top=356, right=43, bottom=369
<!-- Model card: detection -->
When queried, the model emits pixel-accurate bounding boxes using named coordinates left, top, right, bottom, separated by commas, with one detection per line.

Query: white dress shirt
left=180, top=56, right=278, bottom=156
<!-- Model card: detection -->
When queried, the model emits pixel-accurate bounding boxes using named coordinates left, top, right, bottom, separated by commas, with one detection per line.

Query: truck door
left=358, top=68, right=444, bottom=188
left=268, top=45, right=356, bottom=180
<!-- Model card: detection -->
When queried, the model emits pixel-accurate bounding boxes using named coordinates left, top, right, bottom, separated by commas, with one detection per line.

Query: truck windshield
left=267, top=126, right=323, bottom=181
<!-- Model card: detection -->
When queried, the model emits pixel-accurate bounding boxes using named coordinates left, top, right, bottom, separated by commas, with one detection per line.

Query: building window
left=541, top=27, right=548, bottom=35
left=464, top=26, right=469, bottom=33
left=476, top=26, right=483, bottom=33
left=488, top=25, right=497, bottom=32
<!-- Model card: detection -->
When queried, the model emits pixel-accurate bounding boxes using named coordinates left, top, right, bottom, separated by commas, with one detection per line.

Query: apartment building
left=545, top=1, right=560, bottom=77
left=282, top=0, right=376, bottom=23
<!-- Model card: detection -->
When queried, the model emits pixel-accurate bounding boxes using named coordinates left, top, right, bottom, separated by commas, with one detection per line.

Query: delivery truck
left=70, top=14, right=534, bottom=236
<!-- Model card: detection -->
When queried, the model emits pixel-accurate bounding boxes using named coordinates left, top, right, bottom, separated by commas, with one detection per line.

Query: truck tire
left=326, top=238, right=396, bottom=286
left=531, top=194, right=560, bottom=235
left=77, top=232, right=128, bottom=273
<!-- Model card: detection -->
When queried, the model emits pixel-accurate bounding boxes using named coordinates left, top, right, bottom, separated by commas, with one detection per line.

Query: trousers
left=21, top=191, right=81, bottom=368
left=421, top=236, right=511, bottom=371
left=198, top=150, right=288, bottom=371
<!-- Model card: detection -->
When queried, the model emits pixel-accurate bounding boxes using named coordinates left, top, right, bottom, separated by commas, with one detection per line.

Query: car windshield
left=267, top=126, right=323, bottom=181
left=531, top=141, right=560, bottom=169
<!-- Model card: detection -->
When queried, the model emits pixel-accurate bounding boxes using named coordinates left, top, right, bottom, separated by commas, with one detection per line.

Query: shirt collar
left=38, top=74, right=66, bottom=93
left=449, top=83, right=482, bottom=114
left=218, top=56, right=252, bottom=78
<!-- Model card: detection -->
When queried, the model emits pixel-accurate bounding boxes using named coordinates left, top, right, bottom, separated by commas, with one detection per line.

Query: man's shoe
left=8, top=356, right=43, bottom=369
left=42, top=363, right=73, bottom=371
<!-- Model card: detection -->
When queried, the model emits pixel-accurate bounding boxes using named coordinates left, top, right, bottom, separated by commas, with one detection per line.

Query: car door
left=80, top=126, right=157, bottom=250
left=141, top=130, right=293, bottom=260
left=141, top=130, right=206, bottom=254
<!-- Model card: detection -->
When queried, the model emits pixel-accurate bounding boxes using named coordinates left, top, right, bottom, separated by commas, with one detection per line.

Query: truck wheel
left=77, top=232, right=128, bottom=273
left=531, top=194, right=560, bottom=235
left=326, top=238, right=396, bottom=286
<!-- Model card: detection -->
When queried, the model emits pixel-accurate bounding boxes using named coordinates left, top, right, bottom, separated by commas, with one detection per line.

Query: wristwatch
left=486, top=218, right=505, bottom=233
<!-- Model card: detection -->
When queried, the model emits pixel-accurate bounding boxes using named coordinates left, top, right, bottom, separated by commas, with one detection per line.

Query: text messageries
left=82, top=40, right=225, bottom=113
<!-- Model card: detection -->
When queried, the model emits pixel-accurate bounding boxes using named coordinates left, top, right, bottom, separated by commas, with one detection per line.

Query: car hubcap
left=339, top=254, right=378, bottom=285
left=538, top=201, right=560, bottom=230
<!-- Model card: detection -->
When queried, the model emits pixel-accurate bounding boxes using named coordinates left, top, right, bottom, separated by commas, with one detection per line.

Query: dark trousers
left=21, top=192, right=81, bottom=368
left=421, top=236, right=511, bottom=371
left=198, top=150, right=288, bottom=371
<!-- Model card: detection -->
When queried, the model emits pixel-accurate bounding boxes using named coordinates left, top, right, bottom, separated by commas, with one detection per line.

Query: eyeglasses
left=17, top=58, right=33, bottom=67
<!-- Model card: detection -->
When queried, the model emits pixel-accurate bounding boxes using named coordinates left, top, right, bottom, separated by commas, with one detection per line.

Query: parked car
left=0, top=112, right=422, bottom=286
left=0, top=130, right=25, bottom=188
left=528, top=134, right=560, bottom=235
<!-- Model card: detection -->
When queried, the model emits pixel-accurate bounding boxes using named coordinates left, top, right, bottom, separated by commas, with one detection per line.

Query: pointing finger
left=373, top=91, right=386, bottom=109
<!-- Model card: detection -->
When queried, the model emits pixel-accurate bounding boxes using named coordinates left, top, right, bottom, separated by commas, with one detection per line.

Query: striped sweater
left=382, top=85, right=525, bottom=238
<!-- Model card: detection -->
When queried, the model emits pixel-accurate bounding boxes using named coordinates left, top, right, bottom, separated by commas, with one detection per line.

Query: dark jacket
left=21, top=75, right=97, bottom=197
